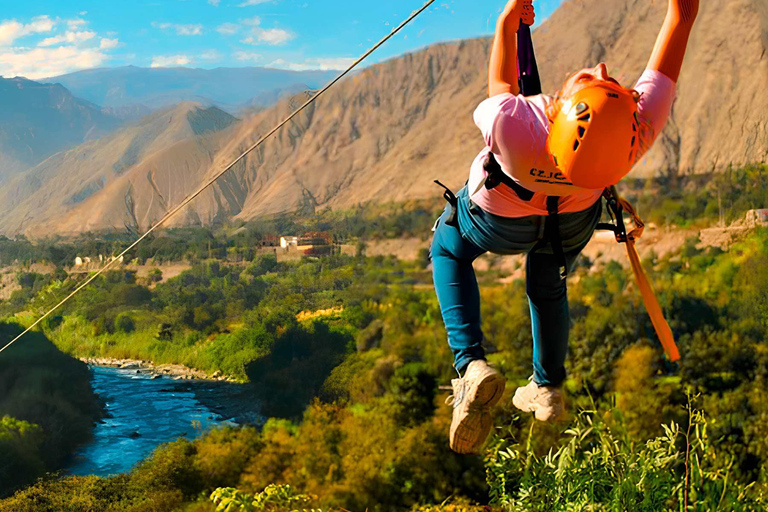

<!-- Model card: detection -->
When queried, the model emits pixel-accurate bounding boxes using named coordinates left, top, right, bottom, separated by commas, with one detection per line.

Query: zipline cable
left=0, top=0, right=437, bottom=356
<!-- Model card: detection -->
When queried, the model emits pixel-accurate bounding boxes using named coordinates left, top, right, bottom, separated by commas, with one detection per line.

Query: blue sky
left=0, top=0, right=563, bottom=79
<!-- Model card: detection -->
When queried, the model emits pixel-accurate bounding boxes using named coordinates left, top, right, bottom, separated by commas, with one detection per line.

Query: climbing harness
left=0, top=0, right=437, bottom=357
left=522, top=21, right=679, bottom=361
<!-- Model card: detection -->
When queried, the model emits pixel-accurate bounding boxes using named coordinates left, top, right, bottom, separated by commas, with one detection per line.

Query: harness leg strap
left=546, top=196, right=567, bottom=281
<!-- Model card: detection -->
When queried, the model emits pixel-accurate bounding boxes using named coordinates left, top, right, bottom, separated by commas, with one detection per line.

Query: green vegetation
left=2, top=166, right=768, bottom=510
left=0, top=324, right=102, bottom=498
left=211, top=485, right=319, bottom=512
left=487, top=400, right=764, bottom=511
left=621, top=163, right=768, bottom=228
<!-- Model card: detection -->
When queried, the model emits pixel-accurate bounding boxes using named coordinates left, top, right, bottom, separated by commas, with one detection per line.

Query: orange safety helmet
left=546, top=81, right=641, bottom=190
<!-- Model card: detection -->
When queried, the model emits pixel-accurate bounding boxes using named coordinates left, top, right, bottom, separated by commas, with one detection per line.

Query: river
left=66, top=366, right=232, bottom=477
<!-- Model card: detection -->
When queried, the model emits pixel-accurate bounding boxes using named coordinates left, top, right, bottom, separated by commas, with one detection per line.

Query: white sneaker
left=512, top=378, right=566, bottom=422
left=447, top=360, right=506, bottom=454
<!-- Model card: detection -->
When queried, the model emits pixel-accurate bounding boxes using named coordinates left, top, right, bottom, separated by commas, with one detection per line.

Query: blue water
left=66, top=366, right=228, bottom=477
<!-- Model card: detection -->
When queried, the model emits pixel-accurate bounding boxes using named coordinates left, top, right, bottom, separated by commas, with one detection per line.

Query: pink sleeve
left=633, top=69, right=677, bottom=158
left=473, top=93, right=516, bottom=152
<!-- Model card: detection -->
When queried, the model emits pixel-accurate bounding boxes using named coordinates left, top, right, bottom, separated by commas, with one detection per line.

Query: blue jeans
left=430, top=186, right=601, bottom=386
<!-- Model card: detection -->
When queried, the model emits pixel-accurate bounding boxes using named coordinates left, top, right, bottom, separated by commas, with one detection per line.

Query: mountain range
left=2, top=0, right=767, bottom=237
left=45, top=66, right=339, bottom=113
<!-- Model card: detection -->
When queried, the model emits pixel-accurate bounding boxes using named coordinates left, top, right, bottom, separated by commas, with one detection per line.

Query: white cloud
left=99, top=38, right=120, bottom=50
left=208, top=0, right=221, bottom=5
left=313, top=57, right=357, bottom=70
left=241, top=26, right=292, bottom=46
left=238, top=0, right=272, bottom=6
left=233, top=16, right=291, bottom=46
left=269, top=57, right=356, bottom=71
left=39, top=30, right=96, bottom=47
left=233, top=51, right=261, bottom=62
left=177, top=24, right=203, bottom=36
left=201, top=49, right=222, bottom=60
left=0, top=22, right=28, bottom=46
left=151, top=22, right=203, bottom=36
left=0, top=46, right=108, bottom=79
left=0, top=16, right=56, bottom=46
left=255, top=27, right=292, bottom=45
left=151, top=54, right=192, bottom=68
left=67, top=18, right=87, bottom=29
left=216, top=23, right=240, bottom=35
left=25, top=16, right=56, bottom=35
left=0, top=15, right=123, bottom=78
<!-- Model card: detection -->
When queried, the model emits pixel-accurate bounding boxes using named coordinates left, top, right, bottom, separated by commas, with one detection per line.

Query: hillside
left=0, top=104, right=236, bottom=235
left=45, top=66, right=340, bottom=113
left=3, top=0, right=767, bottom=236
left=0, top=78, right=121, bottom=182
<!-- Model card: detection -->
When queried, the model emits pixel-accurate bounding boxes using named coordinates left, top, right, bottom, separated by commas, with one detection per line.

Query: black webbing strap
left=517, top=23, right=542, bottom=96
left=434, top=180, right=459, bottom=227
left=482, top=153, right=535, bottom=201
left=546, top=196, right=567, bottom=281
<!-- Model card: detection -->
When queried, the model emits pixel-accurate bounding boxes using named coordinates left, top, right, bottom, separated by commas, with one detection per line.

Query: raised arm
left=488, top=0, right=535, bottom=97
left=647, top=0, right=699, bottom=83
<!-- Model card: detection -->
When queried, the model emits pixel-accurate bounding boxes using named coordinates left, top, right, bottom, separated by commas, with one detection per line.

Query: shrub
left=210, top=484, right=316, bottom=512
left=387, top=363, right=437, bottom=427
left=148, top=268, right=163, bottom=283
left=115, top=313, right=135, bottom=333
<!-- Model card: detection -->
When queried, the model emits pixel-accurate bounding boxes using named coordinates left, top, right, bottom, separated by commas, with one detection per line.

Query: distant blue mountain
left=0, top=77, right=122, bottom=180
left=44, top=66, right=338, bottom=113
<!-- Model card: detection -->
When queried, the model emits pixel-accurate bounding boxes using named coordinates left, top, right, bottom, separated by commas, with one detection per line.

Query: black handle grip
left=517, top=23, right=542, bottom=97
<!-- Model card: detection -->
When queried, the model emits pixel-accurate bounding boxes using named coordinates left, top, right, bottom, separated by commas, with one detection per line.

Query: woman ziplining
left=433, top=0, right=699, bottom=455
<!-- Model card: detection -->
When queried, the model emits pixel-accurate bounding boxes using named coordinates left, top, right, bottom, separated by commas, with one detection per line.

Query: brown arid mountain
left=3, top=0, right=767, bottom=237
left=0, top=103, right=236, bottom=235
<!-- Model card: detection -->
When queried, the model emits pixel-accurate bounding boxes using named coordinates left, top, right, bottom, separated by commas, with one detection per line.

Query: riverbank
left=79, top=357, right=235, bottom=382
